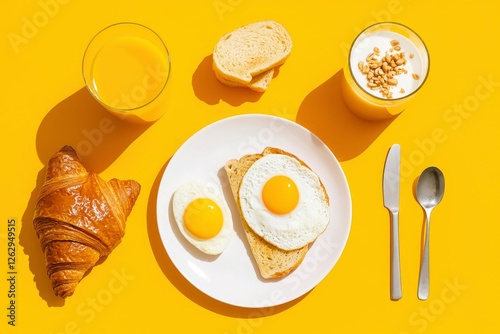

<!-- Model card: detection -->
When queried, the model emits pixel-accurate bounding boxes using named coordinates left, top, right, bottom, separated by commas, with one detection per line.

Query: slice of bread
left=214, top=68, right=275, bottom=93
left=213, top=20, right=292, bottom=88
left=224, top=147, right=310, bottom=279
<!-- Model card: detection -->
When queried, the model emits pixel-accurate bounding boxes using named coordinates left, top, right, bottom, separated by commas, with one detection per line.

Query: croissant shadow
left=20, top=167, right=66, bottom=306
left=192, top=54, right=265, bottom=106
left=23, top=87, right=151, bottom=305
left=20, top=166, right=124, bottom=307
left=146, top=160, right=305, bottom=318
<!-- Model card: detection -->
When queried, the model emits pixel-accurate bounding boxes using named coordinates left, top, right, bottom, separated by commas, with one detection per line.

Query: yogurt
left=341, top=22, right=429, bottom=120
left=350, top=30, right=428, bottom=100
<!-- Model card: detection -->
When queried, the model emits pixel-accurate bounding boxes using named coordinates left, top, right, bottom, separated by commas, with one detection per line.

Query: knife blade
left=383, top=144, right=402, bottom=300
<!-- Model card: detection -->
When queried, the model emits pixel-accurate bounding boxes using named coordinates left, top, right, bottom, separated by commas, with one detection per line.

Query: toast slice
left=213, top=20, right=292, bottom=86
left=224, top=147, right=309, bottom=279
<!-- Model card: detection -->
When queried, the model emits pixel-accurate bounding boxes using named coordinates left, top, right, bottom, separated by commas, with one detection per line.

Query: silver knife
left=383, top=144, right=402, bottom=300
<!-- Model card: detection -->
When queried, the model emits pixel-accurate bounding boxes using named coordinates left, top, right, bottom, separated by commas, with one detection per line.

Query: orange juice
left=83, top=23, right=170, bottom=123
left=90, top=36, right=169, bottom=110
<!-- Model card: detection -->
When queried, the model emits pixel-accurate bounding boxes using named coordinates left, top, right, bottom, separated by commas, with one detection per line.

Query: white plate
left=156, top=114, right=352, bottom=308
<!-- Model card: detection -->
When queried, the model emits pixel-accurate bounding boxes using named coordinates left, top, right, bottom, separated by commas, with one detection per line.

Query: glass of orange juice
left=82, top=22, right=171, bottom=123
left=341, top=22, right=429, bottom=120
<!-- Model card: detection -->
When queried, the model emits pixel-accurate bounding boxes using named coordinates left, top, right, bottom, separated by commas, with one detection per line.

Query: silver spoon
left=416, top=166, right=445, bottom=300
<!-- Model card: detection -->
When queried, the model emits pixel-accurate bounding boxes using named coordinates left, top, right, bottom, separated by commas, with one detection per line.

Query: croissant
left=33, top=146, right=140, bottom=299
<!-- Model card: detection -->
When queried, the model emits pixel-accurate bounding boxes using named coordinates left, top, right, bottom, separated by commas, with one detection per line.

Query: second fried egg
left=173, top=180, right=233, bottom=255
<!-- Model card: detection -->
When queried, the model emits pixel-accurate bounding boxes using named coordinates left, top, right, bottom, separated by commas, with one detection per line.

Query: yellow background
left=1, top=0, right=499, bottom=333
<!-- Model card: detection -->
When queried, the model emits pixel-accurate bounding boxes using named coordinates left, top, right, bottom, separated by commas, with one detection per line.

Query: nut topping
left=357, top=40, right=421, bottom=98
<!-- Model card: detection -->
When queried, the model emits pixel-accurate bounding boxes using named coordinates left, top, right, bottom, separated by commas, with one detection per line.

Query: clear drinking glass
left=341, top=22, right=429, bottom=120
left=83, top=22, right=171, bottom=123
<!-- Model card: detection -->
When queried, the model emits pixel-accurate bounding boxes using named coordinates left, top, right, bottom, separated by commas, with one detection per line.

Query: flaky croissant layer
left=33, top=146, right=140, bottom=298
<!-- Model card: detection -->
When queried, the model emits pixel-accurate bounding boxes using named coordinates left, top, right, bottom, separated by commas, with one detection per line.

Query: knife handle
left=391, top=211, right=402, bottom=300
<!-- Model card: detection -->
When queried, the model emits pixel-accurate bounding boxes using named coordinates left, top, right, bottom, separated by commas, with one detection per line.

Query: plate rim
left=155, top=113, right=352, bottom=308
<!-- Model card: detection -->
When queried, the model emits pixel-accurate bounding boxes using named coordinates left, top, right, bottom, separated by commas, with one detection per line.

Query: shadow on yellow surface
left=20, top=88, right=152, bottom=306
left=147, top=161, right=306, bottom=317
left=192, top=55, right=264, bottom=106
left=20, top=174, right=110, bottom=307
left=296, top=69, right=395, bottom=161
left=35, top=87, right=151, bottom=173
left=19, top=166, right=67, bottom=306
left=20, top=167, right=130, bottom=308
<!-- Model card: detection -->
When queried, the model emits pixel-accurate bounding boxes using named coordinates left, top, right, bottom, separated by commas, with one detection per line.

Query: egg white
left=172, top=180, right=233, bottom=255
left=239, top=154, right=330, bottom=250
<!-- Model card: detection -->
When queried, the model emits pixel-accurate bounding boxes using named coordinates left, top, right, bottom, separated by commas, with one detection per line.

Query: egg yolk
left=183, top=198, right=223, bottom=239
left=262, top=175, right=299, bottom=215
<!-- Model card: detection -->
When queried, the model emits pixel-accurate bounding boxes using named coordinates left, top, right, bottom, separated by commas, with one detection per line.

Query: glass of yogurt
left=341, top=22, right=429, bottom=120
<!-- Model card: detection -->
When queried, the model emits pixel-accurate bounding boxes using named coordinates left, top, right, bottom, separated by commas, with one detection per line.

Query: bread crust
left=224, top=147, right=328, bottom=279
left=212, top=20, right=291, bottom=91
left=214, top=67, right=274, bottom=93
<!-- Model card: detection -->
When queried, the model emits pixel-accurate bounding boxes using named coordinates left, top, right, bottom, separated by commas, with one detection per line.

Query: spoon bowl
left=416, top=166, right=445, bottom=300
left=416, top=167, right=445, bottom=209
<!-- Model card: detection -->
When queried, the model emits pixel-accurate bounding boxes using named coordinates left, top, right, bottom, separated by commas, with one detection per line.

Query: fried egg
left=172, top=180, right=233, bottom=255
left=239, top=153, right=329, bottom=250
